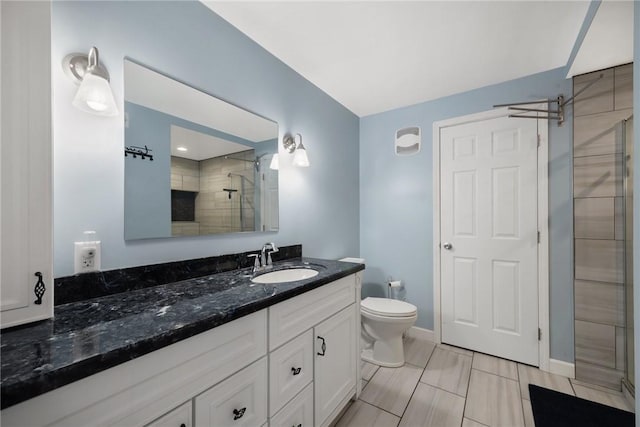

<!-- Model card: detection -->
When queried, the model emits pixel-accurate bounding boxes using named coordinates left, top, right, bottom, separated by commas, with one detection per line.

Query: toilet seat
left=361, top=297, right=417, bottom=318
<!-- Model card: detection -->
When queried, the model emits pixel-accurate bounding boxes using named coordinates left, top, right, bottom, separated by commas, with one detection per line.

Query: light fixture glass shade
left=269, top=153, right=279, bottom=170
left=292, top=146, right=310, bottom=167
left=72, top=72, right=118, bottom=116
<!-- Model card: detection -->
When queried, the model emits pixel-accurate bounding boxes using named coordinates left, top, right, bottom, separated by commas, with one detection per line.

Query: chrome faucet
left=261, top=242, right=278, bottom=267
left=249, top=243, right=279, bottom=274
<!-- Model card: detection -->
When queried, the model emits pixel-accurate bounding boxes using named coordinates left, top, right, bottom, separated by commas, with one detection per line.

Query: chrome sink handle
left=261, top=242, right=279, bottom=266
left=248, top=254, right=260, bottom=274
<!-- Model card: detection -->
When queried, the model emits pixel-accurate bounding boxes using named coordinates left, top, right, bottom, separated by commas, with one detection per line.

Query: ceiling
left=567, top=0, right=634, bottom=77
left=204, top=1, right=592, bottom=117
left=170, top=125, right=250, bottom=161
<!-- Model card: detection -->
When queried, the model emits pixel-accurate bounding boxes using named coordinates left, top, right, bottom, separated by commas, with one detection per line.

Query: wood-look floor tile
left=573, top=110, right=630, bottom=157
left=398, top=383, right=465, bottom=427
left=570, top=377, right=621, bottom=394
left=518, top=364, right=574, bottom=400
left=572, top=383, right=634, bottom=412
left=615, top=326, right=625, bottom=371
left=421, top=347, right=472, bottom=396
left=614, top=63, right=633, bottom=110
left=574, top=238, right=624, bottom=284
left=472, top=352, right=518, bottom=380
left=465, top=369, right=524, bottom=427
left=574, top=197, right=615, bottom=239
left=437, top=343, right=473, bottom=356
left=334, top=400, right=400, bottom=427
left=574, top=279, right=624, bottom=326
left=521, top=398, right=535, bottom=427
left=575, top=319, right=616, bottom=368
left=362, top=361, right=380, bottom=381
left=615, top=196, right=624, bottom=240
left=575, top=360, right=625, bottom=390
left=462, top=417, right=488, bottom=427
left=573, top=153, right=623, bottom=199
left=362, top=379, right=369, bottom=390
left=360, top=364, right=422, bottom=416
left=403, top=335, right=435, bottom=368
left=573, top=68, right=614, bottom=117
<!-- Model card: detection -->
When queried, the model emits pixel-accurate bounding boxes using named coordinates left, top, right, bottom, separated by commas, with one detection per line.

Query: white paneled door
left=440, top=116, right=539, bottom=366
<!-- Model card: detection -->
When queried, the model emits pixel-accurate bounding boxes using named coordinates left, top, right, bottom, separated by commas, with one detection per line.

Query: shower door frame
left=623, top=116, right=634, bottom=394
left=432, top=106, right=552, bottom=374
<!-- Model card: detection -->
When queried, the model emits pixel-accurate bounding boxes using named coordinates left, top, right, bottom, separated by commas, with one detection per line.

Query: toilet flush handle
left=443, top=242, right=453, bottom=250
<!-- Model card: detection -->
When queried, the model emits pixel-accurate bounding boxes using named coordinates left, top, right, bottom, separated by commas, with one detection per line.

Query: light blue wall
left=124, top=103, right=171, bottom=240
left=633, top=0, right=639, bottom=420
left=52, top=1, right=359, bottom=276
left=360, top=68, right=575, bottom=362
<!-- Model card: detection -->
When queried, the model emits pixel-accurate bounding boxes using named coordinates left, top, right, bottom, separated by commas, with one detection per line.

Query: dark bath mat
left=529, top=384, right=634, bottom=427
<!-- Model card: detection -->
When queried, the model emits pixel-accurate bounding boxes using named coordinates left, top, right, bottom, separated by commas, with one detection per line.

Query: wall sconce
left=282, top=133, right=310, bottom=167
left=62, top=46, right=118, bottom=116
left=269, top=154, right=279, bottom=170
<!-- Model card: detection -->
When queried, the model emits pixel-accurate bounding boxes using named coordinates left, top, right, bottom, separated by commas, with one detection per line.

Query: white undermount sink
left=251, top=268, right=319, bottom=284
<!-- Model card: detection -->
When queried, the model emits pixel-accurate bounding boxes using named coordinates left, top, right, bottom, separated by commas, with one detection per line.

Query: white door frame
left=432, top=107, right=550, bottom=372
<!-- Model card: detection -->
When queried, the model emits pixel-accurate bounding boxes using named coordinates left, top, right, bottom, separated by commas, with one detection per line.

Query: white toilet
left=361, top=297, right=417, bottom=367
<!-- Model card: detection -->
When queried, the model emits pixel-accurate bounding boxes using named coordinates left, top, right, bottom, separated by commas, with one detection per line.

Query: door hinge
left=538, top=328, right=542, bottom=341
left=537, top=134, right=541, bottom=147
left=537, top=231, right=540, bottom=244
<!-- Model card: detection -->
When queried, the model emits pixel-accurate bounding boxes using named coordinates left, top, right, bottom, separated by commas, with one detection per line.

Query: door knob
left=443, top=243, right=453, bottom=250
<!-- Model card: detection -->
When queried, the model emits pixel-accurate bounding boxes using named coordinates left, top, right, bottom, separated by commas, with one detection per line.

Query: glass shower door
left=624, top=116, right=634, bottom=392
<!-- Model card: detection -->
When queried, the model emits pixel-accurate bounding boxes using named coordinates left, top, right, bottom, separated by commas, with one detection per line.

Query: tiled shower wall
left=573, top=63, right=633, bottom=389
left=196, top=149, right=256, bottom=235
left=171, top=157, right=200, bottom=236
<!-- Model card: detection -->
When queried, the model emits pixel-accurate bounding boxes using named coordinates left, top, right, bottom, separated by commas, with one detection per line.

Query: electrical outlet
left=74, top=241, right=101, bottom=274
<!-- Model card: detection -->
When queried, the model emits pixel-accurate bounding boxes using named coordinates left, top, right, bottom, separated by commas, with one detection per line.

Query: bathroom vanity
left=0, top=256, right=364, bottom=427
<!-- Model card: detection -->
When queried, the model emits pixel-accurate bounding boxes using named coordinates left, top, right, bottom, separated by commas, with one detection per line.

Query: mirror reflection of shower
left=226, top=171, right=255, bottom=232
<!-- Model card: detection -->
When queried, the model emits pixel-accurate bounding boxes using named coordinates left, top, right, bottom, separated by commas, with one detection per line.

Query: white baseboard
left=407, top=326, right=435, bottom=342
left=548, top=358, right=575, bottom=378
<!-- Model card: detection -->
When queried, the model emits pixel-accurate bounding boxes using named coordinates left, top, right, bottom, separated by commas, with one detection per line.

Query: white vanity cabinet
left=0, top=0, right=54, bottom=329
left=268, top=273, right=359, bottom=427
left=0, top=272, right=362, bottom=427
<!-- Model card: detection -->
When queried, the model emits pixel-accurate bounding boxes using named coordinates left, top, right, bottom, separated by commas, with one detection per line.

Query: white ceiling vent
left=395, top=127, right=421, bottom=156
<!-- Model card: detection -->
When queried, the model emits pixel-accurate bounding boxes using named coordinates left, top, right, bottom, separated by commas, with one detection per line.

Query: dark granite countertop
left=0, top=257, right=364, bottom=409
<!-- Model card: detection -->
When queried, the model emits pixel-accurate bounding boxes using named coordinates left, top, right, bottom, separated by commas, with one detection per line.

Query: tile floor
left=335, top=335, right=634, bottom=427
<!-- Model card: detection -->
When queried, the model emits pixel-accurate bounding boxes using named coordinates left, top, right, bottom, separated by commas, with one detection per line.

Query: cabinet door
left=314, top=304, right=356, bottom=427
left=146, top=401, right=192, bottom=427
left=0, top=0, right=53, bottom=328
left=195, top=357, right=267, bottom=427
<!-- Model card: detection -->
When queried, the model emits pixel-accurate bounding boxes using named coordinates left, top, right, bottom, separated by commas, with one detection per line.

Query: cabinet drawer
left=146, top=401, right=192, bottom=427
left=194, top=357, right=267, bottom=427
left=269, top=275, right=355, bottom=350
left=270, top=382, right=313, bottom=427
left=269, top=330, right=313, bottom=415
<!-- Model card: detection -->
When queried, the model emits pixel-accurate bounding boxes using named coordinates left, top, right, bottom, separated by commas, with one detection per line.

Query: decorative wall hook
left=124, top=145, right=154, bottom=161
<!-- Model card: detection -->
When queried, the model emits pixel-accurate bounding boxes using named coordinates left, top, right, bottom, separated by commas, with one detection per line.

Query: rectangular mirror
left=123, top=59, right=279, bottom=240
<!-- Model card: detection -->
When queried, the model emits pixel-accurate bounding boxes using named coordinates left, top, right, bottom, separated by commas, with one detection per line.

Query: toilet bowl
left=361, top=297, right=417, bottom=367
